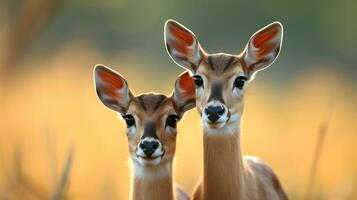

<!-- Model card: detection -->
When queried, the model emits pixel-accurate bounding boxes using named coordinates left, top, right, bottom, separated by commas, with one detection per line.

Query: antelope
left=164, top=20, right=288, bottom=200
left=94, top=64, right=196, bottom=200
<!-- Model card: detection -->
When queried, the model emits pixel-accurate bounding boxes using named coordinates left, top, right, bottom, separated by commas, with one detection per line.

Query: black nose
left=140, top=140, right=159, bottom=157
left=204, top=105, right=225, bottom=123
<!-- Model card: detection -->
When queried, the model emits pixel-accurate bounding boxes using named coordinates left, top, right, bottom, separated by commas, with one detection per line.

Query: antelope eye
left=166, top=114, right=179, bottom=128
left=192, top=75, right=204, bottom=88
left=123, top=114, right=135, bottom=127
left=234, top=76, right=247, bottom=89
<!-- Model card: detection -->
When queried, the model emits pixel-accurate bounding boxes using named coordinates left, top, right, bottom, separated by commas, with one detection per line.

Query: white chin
left=138, top=156, right=162, bottom=166
left=204, top=121, right=226, bottom=129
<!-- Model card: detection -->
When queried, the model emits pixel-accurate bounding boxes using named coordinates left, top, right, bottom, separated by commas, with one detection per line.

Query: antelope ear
left=242, top=22, right=283, bottom=78
left=94, top=64, right=133, bottom=114
left=165, top=19, right=203, bottom=73
left=172, top=71, right=196, bottom=115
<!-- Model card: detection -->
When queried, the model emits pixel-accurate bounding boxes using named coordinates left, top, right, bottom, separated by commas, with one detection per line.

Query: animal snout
left=204, top=105, right=225, bottom=123
left=139, top=140, right=160, bottom=157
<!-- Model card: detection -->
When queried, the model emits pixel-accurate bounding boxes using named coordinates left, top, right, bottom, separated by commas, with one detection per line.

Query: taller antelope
left=94, top=65, right=196, bottom=200
left=165, top=20, right=288, bottom=200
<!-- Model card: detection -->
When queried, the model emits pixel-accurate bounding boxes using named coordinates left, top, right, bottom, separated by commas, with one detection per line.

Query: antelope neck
left=132, top=163, right=174, bottom=200
left=202, top=121, right=246, bottom=200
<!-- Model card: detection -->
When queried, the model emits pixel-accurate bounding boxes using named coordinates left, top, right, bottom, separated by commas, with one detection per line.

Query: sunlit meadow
left=0, top=41, right=356, bottom=199
left=0, top=0, right=357, bottom=199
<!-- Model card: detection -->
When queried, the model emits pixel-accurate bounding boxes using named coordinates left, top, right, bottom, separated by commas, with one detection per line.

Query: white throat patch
left=132, top=162, right=172, bottom=180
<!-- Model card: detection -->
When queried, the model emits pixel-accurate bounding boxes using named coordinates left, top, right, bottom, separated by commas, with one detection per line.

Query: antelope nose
left=140, top=140, right=159, bottom=157
left=205, top=105, right=225, bottom=123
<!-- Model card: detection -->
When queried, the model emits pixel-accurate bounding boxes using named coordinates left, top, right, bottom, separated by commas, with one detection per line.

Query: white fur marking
left=133, top=162, right=172, bottom=180
left=204, top=113, right=241, bottom=135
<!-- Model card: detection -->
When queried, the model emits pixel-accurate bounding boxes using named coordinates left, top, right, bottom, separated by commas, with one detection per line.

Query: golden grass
left=304, top=107, right=332, bottom=200
left=0, top=43, right=356, bottom=199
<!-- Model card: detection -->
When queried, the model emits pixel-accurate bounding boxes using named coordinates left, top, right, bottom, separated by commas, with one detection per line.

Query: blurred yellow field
left=1, top=0, right=357, bottom=199
left=0, top=43, right=356, bottom=199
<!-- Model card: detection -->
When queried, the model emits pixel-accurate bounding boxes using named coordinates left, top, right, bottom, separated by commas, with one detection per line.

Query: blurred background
left=0, top=0, right=356, bottom=199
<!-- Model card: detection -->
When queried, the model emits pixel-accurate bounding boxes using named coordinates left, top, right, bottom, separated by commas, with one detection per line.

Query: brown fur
left=201, top=133, right=245, bottom=200
left=193, top=132, right=288, bottom=200
left=132, top=170, right=174, bottom=200
left=127, top=94, right=190, bottom=200
left=165, top=20, right=286, bottom=200
left=126, top=95, right=178, bottom=163
left=129, top=94, right=192, bottom=200
left=193, top=54, right=288, bottom=200
left=95, top=66, right=195, bottom=200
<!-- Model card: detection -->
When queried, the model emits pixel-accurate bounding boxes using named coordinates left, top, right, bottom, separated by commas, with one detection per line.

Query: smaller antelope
left=165, top=20, right=288, bottom=200
left=94, top=65, right=196, bottom=200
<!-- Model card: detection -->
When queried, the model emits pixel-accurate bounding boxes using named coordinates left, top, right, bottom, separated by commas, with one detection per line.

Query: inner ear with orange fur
left=165, top=20, right=203, bottom=73
left=242, top=22, right=283, bottom=77
left=172, top=71, right=196, bottom=115
left=94, top=64, right=132, bottom=114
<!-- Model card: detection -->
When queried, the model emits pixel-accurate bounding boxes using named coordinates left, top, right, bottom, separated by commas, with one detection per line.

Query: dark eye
left=192, top=75, right=203, bottom=88
left=123, top=114, right=135, bottom=127
left=234, top=76, right=247, bottom=89
left=166, top=114, right=179, bottom=128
